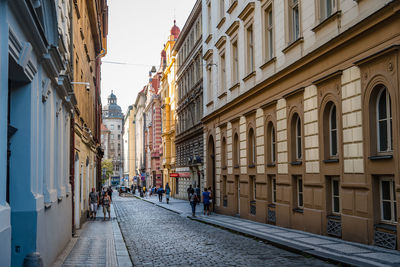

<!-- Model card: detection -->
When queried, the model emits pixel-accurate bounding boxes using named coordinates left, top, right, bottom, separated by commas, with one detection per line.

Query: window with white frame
left=264, top=5, right=274, bottom=60
left=234, top=133, right=239, bottom=166
left=232, top=40, right=239, bottom=83
left=246, top=25, right=254, bottom=73
left=207, top=61, right=212, bottom=102
left=288, top=0, right=300, bottom=43
left=329, top=105, right=338, bottom=157
left=331, top=177, right=340, bottom=214
left=295, top=116, right=302, bottom=160
left=319, top=0, right=336, bottom=21
left=296, top=176, right=303, bottom=208
left=377, top=86, right=393, bottom=153
left=111, top=124, right=114, bottom=130
left=380, top=177, right=397, bottom=223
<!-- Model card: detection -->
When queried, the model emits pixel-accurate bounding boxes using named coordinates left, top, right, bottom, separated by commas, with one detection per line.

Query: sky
left=101, top=0, right=197, bottom=113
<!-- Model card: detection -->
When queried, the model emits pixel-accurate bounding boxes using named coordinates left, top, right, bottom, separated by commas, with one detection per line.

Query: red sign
left=170, top=173, right=179, bottom=177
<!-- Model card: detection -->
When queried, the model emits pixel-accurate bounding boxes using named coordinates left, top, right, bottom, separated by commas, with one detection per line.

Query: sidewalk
left=137, top=195, right=400, bottom=266
left=54, top=204, right=132, bottom=267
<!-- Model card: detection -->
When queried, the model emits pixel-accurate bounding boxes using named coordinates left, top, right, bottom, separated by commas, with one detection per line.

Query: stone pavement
left=137, top=194, right=204, bottom=216
left=114, top=197, right=332, bottom=266
left=137, top=195, right=400, bottom=266
left=54, top=198, right=132, bottom=267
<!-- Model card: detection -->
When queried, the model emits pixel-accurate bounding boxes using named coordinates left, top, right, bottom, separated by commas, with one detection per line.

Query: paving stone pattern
left=114, top=197, right=332, bottom=267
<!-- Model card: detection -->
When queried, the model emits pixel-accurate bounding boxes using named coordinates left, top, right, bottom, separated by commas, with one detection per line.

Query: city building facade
left=134, top=89, right=147, bottom=186
left=102, top=92, right=124, bottom=180
left=0, top=0, right=75, bottom=265
left=123, top=105, right=136, bottom=186
left=160, top=21, right=180, bottom=195
left=202, top=0, right=400, bottom=250
left=174, top=0, right=204, bottom=199
left=144, top=73, right=163, bottom=188
left=72, top=0, right=108, bottom=232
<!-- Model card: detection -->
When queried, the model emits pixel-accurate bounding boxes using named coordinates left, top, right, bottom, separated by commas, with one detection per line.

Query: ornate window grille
left=374, top=224, right=396, bottom=250
left=250, top=200, right=256, bottom=215
left=327, top=216, right=341, bottom=237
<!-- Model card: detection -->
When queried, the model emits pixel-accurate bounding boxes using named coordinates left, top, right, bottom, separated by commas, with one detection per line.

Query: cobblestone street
left=114, top=197, right=332, bottom=266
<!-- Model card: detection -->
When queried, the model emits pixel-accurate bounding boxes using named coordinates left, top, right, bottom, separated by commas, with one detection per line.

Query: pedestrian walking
left=187, top=185, right=192, bottom=201
left=195, top=185, right=201, bottom=205
left=107, top=187, right=113, bottom=202
left=89, top=187, right=99, bottom=220
left=202, top=188, right=211, bottom=216
left=189, top=188, right=198, bottom=217
left=102, top=191, right=111, bottom=220
left=208, top=186, right=213, bottom=211
left=165, top=183, right=171, bottom=204
left=157, top=187, right=164, bottom=202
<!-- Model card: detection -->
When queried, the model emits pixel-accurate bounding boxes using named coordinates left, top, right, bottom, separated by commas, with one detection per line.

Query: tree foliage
left=101, top=159, right=113, bottom=181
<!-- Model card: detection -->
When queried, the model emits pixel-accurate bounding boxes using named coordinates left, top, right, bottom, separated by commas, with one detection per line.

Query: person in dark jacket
left=157, top=187, right=164, bottom=202
left=165, top=183, right=171, bottom=204
left=107, top=187, right=113, bottom=202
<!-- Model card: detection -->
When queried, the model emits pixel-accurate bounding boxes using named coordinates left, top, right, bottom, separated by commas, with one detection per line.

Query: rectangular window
left=296, top=176, right=303, bottom=208
left=220, top=0, right=225, bottom=21
left=289, top=0, right=300, bottom=42
left=118, top=125, right=121, bottom=130
left=207, top=2, right=212, bottom=35
left=332, top=177, right=340, bottom=214
left=246, top=25, right=254, bottom=73
left=265, top=6, right=274, bottom=60
left=270, top=176, right=277, bottom=203
left=207, top=62, right=212, bottom=102
left=220, top=52, right=226, bottom=93
left=118, top=134, right=120, bottom=140
left=232, top=41, right=239, bottom=83
left=380, top=177, right=397, bottom=223
left=111, top=124, right=114, bottom=130
left=320, top=0, right=335, bottom=21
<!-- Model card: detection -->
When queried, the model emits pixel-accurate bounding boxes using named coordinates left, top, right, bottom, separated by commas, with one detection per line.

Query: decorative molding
left=283, top=87, right=305, bottom=99
left=203, top=49, right=214, bottom=61
left=217, top=17, right=226, bottom=29
left=42, top=79, right=51, bottom=103
left=282, top=37, right=304, bottom=54
left=225, top=21, right=240, bottom=37
left=205, top=34, right=213, bottom=44
left=215, top=36, right=227, bottom=50
left=312, top=70, right=343, bottom=85
left=312, top=11, right=341, bottom=32
left=260, top=57, right=276, bottom=70
left=238, top=2, right=255, bottom=21
left=227, top=0, right=238, bottom=14
left=242, top=71, right=256, bottom=82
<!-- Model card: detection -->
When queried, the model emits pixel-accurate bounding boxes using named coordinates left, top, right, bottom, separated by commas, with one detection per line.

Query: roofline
left=173, top=0, right=201, bottom=52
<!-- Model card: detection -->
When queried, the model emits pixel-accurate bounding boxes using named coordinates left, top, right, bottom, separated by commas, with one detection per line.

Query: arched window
left=234, top=133, right=239, bottom=167
left=248, top=128, right=255, bottom=165
left=267, top=122, right=276, bottom=164
left=271, top=126, right=276, bottom=163
left=329, top=105, right=338, bottom=157
left=295, top=116, right=302, bottom=160
left=222, top=137, right=227, bottom=168
left=377, top=87, right=392, bottom=152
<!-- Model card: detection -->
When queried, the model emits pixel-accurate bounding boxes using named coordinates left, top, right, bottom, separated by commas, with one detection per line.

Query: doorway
left=207, top=135, right=215, bottom=211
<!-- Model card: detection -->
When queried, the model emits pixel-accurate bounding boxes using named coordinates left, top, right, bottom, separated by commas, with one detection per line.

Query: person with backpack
left=189, top=188, right=198, bottom=217
left=157, top=187, right=164, bottom=202
left=165, top=183, right=171, bottom=204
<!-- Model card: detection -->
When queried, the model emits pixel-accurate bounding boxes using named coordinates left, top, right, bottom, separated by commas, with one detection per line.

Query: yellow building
left=72, top=0, right=108, bottom=229
left=160, top=21, right=180, bottom=194
left=123, top=105, right=136, bottom=185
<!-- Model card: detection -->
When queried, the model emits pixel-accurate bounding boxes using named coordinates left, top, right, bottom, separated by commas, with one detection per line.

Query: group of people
left=187, top=185, right=212, bottom=217
left=88, top=186, right=113, bottom=221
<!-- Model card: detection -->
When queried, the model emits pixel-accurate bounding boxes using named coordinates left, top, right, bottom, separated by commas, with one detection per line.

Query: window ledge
left=323, top=159, right=339, bottom=163
left=234, top=165, right=240, bottom=169
left=217, top=17, right=226, bottom=29
left=248, top=164, right=255, bottom=168
left=374, top=223, right=397, bottom=232
left=218, top=91, right=227, bottom=99
left=327, top=215, right=341, bottom=220
left=206, top=100, right=214, bottom=107
left=268, top=203, right=276, bottom=208
left=282, top=37, right=304, bottom=54
left=205, top=34, right=213, bottom=44
left=368, top=155, right=393, bottom=160
left=266, top=163, right=276, bottom=167
left=260, top=57, right=276, bottom=70
left=290, top=161, right=302, bottom=166
left=293, top=208, right=304, bottom=214
left=222, top=166, right=227, bottom=170
left=227, top=0, right=238, bottom=14
left=242, top=71, right=256, bottom=82
left=312, top=11, right=342, bottom=32
left=229, top=82, right=240, bottom=91
left=44, top=202, right=52, bottom=209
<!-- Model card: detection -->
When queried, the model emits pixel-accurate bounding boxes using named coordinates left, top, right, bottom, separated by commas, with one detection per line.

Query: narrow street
left=113, top=196, right=332, bottom=266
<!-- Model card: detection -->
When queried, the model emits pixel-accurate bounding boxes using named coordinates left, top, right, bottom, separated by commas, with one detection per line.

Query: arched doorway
left=207, top=135, right=216, bottom=211
left=74, top=153, right=80, bottom=229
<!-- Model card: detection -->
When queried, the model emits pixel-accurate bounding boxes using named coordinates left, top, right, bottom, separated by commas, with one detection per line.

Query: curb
left=111, top=205, right=133, bottom=267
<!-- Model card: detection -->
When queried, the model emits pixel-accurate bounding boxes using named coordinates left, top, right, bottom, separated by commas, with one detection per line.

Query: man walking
left=187, top=185, right=192, bottom=201
left=89, top=188, right=99, bottom=220
left=157, top=187, right=164, bottom=202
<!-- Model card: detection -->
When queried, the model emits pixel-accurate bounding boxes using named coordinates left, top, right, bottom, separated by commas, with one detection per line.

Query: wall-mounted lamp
left=71, top=81, right=90, bottom=92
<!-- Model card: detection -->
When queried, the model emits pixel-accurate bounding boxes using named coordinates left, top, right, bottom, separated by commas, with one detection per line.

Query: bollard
left=23, top=252, right=43, bottom=267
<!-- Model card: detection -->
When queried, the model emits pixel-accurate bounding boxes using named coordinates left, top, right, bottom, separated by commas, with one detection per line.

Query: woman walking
left=189, top=188, right=198, bottom=217
left=102, top=191, right=111, bottom=220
